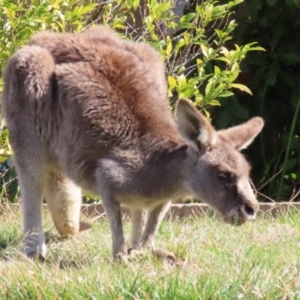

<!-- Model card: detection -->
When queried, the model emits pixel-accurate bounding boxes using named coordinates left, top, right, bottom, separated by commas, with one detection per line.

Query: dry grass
left=1, top=206, right=300, bottom=299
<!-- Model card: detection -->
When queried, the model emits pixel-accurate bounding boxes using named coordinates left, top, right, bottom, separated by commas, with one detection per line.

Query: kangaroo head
left=176, top=99, right=264, bottom=225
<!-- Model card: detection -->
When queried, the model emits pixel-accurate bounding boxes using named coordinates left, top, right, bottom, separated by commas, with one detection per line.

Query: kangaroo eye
left=217, top=172, right=229, bottom=180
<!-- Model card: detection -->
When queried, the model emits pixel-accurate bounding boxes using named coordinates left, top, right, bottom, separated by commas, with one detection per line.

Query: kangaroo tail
left=2, top=45, right=55, bottom=138
left=2, top=45, right=55, bottom=106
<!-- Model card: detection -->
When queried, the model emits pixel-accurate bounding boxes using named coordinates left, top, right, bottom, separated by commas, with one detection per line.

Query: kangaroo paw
left=152, top=248, right=177, bottom=264
left=79, top=221, right=91, bottom=232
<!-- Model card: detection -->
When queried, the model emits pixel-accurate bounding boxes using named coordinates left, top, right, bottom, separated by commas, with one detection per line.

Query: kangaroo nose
left=243, top=203, right=255, bottom=217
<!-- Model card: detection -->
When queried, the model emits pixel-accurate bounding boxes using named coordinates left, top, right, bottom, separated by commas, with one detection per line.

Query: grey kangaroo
left=2, top=26, right=264, bottom=260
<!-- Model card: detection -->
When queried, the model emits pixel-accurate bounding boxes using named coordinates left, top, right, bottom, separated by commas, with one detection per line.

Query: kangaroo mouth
left=223, top=215, right=246, bottom=226
left=223, top=206, right=254, bottom=226
left=231, top=216, right=246, bottom=226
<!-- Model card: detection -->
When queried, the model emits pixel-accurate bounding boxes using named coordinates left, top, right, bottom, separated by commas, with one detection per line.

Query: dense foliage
left=225, top=0, right=300, bottom=201
left=0, top=0, right=272, bottom=202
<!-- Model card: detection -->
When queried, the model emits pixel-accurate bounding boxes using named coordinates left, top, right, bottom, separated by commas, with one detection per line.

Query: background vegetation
left=0, top=0, right=299, bottom=202
left=231, top=0, right=300, bottom=201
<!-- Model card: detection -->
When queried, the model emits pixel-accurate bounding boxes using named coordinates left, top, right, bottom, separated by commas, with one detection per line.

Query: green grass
left=1, top=207, right=300, bottom=299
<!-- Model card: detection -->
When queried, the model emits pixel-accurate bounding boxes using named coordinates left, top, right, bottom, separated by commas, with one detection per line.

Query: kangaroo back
left=29, top=26, right=167, bottom=97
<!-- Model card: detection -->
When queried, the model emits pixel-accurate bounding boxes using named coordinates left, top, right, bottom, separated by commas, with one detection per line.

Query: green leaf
left=0, top=156, right=8, bottom=163
left=215, top=29, right=225, bottom=40
left=183, top=32, right=190, bottom=44
left=247, top=46, right=265, bottom=52
left=52, top=0, right=61, bottom=10
left=280, top=158, right=297, bottom=172
left=267, top=0, right=277, bottom=7
left=278, top=51, right=300, bottom=65
left=214, top=65, right=221, bottom=75
left=201, top=44, right=208, bottom=57
left=220, top=46, right=229, bottom=57
left=80, top=4, right=97, bottom=15
left=179, top=13, right=195, bottom=28
left=217, top=91, right=234, bottom=98
left=266, top=63, right=278, bottom=86
left=131, top=0, right=140, bottom=10
left=83, top=190, right=99, bottom=200
left=231, top=83, right=252, bottom=95
left=227, top=0, right=243, bottom=9
left=168, top=76, right=176, bottom=89
left=166, top=40, right=172, bottom=57
left=157, top=2, right=170, bottom=12
left=175, top=38, right=185, bottom=52
left=217, top=106, right=232, bottom=128
left=209, top=99, right=221, bottom=106
left=0, top=148, right=12, bottom=156
left=214, top=57, right=230, bottom=63
left=176, top=74, right=187, bottom=93
left=180, top=13, right=195, bottom=24
left=231, top=98, right=249, bottom=118
left=229, top=71, right=239, bottom=83
left=205, top=81, right=214, bottom=97
left=291, top=173, right=297, bottom=179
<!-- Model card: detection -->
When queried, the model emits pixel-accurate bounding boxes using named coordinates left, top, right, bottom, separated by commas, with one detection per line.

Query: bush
left=226, top=0, right=300, bottom=201
left=0, top=0, right=262, bottom=202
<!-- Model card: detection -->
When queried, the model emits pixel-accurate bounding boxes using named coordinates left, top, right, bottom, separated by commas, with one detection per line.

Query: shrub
left=227, top=0, right=300, bottom=201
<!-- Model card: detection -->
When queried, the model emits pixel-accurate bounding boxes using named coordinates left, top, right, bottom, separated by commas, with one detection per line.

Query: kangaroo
left=2, top=26, right=264, bottom=260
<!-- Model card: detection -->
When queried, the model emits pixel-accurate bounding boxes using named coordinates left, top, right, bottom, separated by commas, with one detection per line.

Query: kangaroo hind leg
left=16, top=160, right=47, bottom=259
left=141, top=202, right=176, bottom=262
left=44, top=171, right=90, bottom=236
left=2, top=45, right=55, bottom=259
left=130, top=209, right=148, bottom=249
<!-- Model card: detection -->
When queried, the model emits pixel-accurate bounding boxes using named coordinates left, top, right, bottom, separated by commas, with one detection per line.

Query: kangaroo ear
left=175, top=99, right=216, bottom=148
left=218, top=117, right=264, bottom=150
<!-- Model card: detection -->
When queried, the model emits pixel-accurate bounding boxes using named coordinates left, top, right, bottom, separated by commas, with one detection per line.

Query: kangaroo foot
left=79, top=221, right=91, bottom=232
left=152, top=248, right=177, bottom=264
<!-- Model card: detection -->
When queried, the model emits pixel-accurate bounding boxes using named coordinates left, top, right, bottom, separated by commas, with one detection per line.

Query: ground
left=0, top=206, right=300, bottom=299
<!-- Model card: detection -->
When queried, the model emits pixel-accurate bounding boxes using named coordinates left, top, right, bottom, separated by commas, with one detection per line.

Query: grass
left=1, top=207, right=300, bottom=299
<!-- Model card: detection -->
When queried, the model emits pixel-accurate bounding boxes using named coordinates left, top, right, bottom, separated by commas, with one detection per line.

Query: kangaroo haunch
left=2, top=26, right=264, bottom=260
